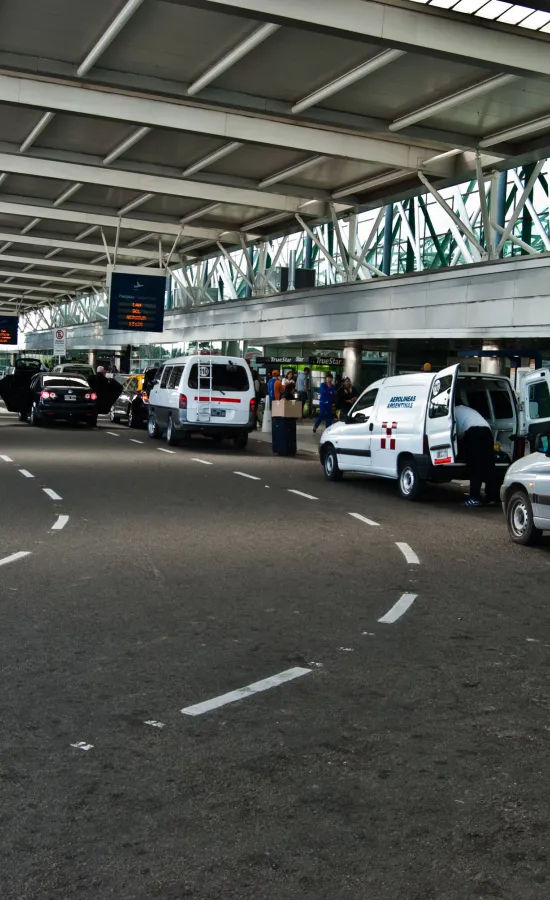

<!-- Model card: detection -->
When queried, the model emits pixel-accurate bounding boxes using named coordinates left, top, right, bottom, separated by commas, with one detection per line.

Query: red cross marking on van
left=381, top=421, right=397, bottom=450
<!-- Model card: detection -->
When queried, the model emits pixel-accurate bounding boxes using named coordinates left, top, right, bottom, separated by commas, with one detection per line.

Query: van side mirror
left=534, top=432, right=550, bottom=455
left=348, top=412, right=367, bottom=424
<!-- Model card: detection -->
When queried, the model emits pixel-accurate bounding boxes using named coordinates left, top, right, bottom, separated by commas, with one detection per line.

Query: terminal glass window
left=528, top=380, right=550, bottom=419
left=429, top=374, right=453, bottom=418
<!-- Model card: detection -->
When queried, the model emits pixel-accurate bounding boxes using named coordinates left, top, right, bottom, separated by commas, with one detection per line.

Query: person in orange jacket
left=273, top=372, right=284, bottom=401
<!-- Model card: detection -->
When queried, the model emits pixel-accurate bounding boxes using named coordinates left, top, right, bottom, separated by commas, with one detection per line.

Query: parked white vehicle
left=319, top=363, right=550, bottom=500
left=501, top=433, right=550, bottom=544
left=147, top=355, right=256, bottom=448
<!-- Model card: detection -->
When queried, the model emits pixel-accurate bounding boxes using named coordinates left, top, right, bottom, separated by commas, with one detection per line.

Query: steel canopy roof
left=0, top=0, right=548, bottom=314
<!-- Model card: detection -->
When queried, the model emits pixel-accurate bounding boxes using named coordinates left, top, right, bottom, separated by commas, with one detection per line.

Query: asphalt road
left=1, top=413, right=550, bottom=900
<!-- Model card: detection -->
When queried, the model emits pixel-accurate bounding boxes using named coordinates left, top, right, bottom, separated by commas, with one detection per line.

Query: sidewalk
left=255, top=418, right=325, bottom=455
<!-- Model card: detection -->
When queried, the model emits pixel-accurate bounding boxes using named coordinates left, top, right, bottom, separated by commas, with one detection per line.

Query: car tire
left=233, top=432, right=248, bottom=450
left=148, top=414, right=160, bottom=439
left=323, top=445, right=343, bottom=481
left=18, top=411, right=28, bottom=422
left=29, top=405, right=40, bottom=427
left=398, top=457, right=425, bottom=501
left=128, top=406, right=139, bottom=429
left=85, top=417, right=97, bottom=428
left=166, top=415, right=179, bottom=446
left=507, top=490, right=541, bottom=545
left=109, top=408, right=120, bottom=423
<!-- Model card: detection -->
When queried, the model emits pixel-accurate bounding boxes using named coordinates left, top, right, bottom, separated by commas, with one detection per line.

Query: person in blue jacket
left=267, top=370, right=279, bottom=403
left=313, top=374, right=336, bottom=434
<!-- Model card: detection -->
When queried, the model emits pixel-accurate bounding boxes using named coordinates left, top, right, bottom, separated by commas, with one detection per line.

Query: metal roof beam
left=258, top=155, right=327, bottom=189
left=0, top=253, right=105, bottom=273
left=291, top=50, right=405, bottom=114
left=103, top=126, right=151, bottom=165
left=182, top=142, right=243, bottom=177
left=189, top=0, right=550, bottom=77
left=0, top=74, right=443, bottom=169
left=390, top=74, right=519, bottom=132
left=0, top=231, right=166, bottom=261
left=19, top=112, right=55, bottom=153
left=0, top=199, right=260, bottom=241
left=0, top=270, right=91, bottom=285
left=0, top=147, right=310, bottom=213
left=78, top=0, right=147, bottom=77
left=187, top=22, right=280, bottom=95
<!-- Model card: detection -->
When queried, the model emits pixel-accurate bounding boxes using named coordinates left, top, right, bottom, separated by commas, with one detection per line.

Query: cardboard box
left=272, top=399, right=303, bottom=419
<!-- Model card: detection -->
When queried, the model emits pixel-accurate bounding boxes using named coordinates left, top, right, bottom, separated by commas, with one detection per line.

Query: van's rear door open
left=425, top=363, right=460, bottom=465
left=519, top=368, right=550, bottom=451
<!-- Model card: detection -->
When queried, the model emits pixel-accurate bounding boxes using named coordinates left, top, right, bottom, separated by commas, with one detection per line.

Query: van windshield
left=188, top=363, right=250, bottom=392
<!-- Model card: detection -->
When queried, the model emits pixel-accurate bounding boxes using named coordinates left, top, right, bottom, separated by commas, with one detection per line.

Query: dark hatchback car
left=109, top=373, right=149, bottom=428
left=25, top=374, right=98, bottom=427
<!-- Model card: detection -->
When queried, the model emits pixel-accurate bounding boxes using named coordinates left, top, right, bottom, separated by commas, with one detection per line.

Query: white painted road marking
left=51, top=515, right=69, bottom=531
left=191, top=458, right=213, bottom=465
left=234, top=471, right=261, bottom=481
left=157, top=447, right=176, bottom=454
left=43, top=488, right=62, bottom=501
left=70, top=742, right=94, bottom=751
left=396, top=542, right=420, bottom=565
left=378, top=593, right=418, bottom=624
left=349, top=512, right=380, bottom=527
left=0, top=551, right=31, bottom=568
left=130, top=439, right=144, bottom=444
left=19, top=469, right=34, bottom=478
left=1, top=455, right=13, bottom=462
left=106, top=431, right=119, bottom=437
left=181, top=666, right=312, bottom=716
left=144, top=720, right=165, bottom=729
left=288, top=489, right=318, bottom=500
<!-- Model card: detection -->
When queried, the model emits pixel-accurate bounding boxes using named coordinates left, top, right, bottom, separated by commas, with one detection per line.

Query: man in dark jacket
left=336, top=377, right=358, bottom=420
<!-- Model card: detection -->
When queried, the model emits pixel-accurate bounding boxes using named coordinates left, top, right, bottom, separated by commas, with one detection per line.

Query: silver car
left=501, top=434, right=550, bottom=544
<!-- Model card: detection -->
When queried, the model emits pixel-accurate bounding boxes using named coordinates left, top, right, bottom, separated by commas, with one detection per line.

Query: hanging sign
left=311, top=356, right=343, bottom=367
left=107, top=266, right=167, bottom=333
left=0, top=315, right=18, bottom=346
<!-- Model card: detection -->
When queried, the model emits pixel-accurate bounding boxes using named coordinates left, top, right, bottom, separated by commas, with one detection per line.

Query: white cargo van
left=147, top=355, right=256, bottom=448
left=319, top=363, right=550, bottom=500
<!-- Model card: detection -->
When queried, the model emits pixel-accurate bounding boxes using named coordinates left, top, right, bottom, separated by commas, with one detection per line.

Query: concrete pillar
left=387, top=339, right=397, bottom=376
left=343, top=340, right=363, bottom=386
left=10, top=352, right=16, bottom=366
left=481, top=341, right=503, bottom=375
left=224, top=340, right=240, bottom=357
left=88, top=350, right=97, bottom=366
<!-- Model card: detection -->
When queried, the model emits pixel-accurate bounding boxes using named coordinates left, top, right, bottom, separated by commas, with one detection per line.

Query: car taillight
left=84, top=392, right=97, bottom=400
left=250, top=398, right=256, bottom=409
left=141, top=392, right=149, bottom=403
left=41, top=390, right=56, bottom=400
left=179, top=394, right=187, bottom=409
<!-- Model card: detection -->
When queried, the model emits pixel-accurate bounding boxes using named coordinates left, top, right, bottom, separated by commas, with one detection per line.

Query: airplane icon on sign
left=134, top=281, right=144, bottom=289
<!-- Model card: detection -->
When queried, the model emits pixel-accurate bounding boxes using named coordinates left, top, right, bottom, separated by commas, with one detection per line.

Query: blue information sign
left=108, top=269, right=167, bottom=333
left=0, top=315, right=18, bottom=346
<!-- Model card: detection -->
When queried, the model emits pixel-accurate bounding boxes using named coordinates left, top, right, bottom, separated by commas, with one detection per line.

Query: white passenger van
left=319, top=363, right=550, bottom=500
left=147, top=355, right=256, bottom=448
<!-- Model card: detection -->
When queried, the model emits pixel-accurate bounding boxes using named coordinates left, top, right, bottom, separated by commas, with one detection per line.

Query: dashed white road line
left=51, top=515, right=69, bottom=531
left=130, top=439, right=144, bottom=444
left=181, top=666, right=312, bottom=716
left=378, top=593, right=418, bottom=624
left=349, top=512, right=380, bottom=527
left=396, top=542, right=420, bottom=565
left=70, top=742, right=93, bottom=751
left=18, top=469, right=34, bottom=478
left=43, top=488, right=62, bottom=501
left=0, top=551, right=31, bottom=567
left=106, top=432, right=119, bottom=437
left=1, top=455, right=13, bottom=462
left=191, top=458, right=213, bottom=465
left=144, top=720, right=165, bottom=729
left=234, top=471, right=261, bottom=481
left=288, top=489, right=318, bottom=500
left=157, top=447, right=176, bottom=454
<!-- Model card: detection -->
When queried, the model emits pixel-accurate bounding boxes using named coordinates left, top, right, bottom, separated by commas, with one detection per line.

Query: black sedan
left=25, top=374, right=98, bottom=427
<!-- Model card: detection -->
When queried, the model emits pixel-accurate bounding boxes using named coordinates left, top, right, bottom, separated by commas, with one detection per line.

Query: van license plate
left=65, top=396, right=76, bottom=401
left=211, top=408, right=225, bottom=417
left=436, top=448, right=448, bottom=459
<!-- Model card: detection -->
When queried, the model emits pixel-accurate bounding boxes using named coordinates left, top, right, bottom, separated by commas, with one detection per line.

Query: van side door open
left=425, top=363, right=460, bottom=466
left=519, top=369, right=550, bottom=452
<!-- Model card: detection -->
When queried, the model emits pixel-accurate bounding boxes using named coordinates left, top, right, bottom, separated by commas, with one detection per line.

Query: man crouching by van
left=455, top=404, right=498, bottom=508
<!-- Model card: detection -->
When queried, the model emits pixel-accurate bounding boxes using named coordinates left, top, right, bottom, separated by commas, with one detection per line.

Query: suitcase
left=272, top=417, right=297, bottom=456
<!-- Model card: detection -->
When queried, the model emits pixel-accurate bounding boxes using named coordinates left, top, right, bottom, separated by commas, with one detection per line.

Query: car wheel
left=323, top=445, right=343, bottom=481
left=18, top=411, right=28, bottom=422
left=128, top=406, right=139, bottom=428
left=166, top=415, right=179, bottom=446
left=85, top=417, right=97, bottom=428
left=147, top=414, right=160, bottom=438
left=233, top=432, right=248, bottom=450
left=398, top=457, right=425, bottom=501
left=109, top=408, right=120, bottom=423
left=507, top=490, right=541, bottom=545
left=29, top=405, right=40, bottom=427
